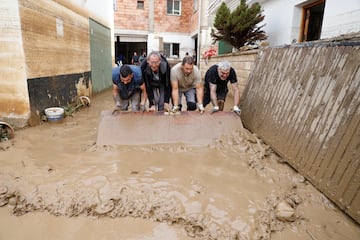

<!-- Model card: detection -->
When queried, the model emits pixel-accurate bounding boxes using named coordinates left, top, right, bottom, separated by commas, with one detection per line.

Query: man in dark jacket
left=140, top=51, right=171, bottom=111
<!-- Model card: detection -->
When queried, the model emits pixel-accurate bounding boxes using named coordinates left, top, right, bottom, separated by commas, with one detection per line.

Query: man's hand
left=198, top=104, right=205, bottom=114
left=172, top=105, right=180, bottom=113
left=233, top=106, right=241, bottom=116
left=164, top=105, right=180, bottom=115
left=211, top=106, right=219, bottom=114
left=148, top=105, right=156, bottom=112
left=112, top=105, right=121, bottom=115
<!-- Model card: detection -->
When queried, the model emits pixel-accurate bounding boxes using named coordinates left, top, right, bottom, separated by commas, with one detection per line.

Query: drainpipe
left=149, top=0, right=154, bottom=32
left=197, top=0, right=203, bottom=67
left=148, top=0, right=154, bottom=51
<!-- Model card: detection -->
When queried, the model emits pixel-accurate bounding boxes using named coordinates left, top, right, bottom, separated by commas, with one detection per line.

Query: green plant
left=62, top=96, right=91, bottom=117
left=211, top=0, right=267, bottom=49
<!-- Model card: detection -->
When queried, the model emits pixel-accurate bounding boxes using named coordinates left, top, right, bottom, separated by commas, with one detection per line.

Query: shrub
left=211, top=0, right=267, bottom=49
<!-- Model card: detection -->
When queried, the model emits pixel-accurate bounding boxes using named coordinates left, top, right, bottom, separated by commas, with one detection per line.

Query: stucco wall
left=0, top=0, right=30, bottom=127
left=0, top=0, right=113, bottom=127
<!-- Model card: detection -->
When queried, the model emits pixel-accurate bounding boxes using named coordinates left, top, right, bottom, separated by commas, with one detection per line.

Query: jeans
left=152, top=85, right=165, bottom=111
left=120, top=91, right=141, bottom=111
left=177, top=88, right=196, bottom=110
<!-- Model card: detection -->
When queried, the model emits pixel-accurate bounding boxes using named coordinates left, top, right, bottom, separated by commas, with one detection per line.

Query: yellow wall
left=0, top=0, right=113, bottom=128
left=0, top=0, right=30, bottom=127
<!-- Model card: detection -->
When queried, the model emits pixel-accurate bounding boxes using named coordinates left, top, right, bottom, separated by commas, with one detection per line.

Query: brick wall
left=114, top=0, right=195, bottom=33
left=114, top=0, right=149, bottom=31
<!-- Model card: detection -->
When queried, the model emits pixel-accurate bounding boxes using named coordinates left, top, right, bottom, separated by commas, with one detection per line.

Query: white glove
left=233, top=105, right=241, bottom=116
left=172, top=105, right=180, bottom=112
left=198, top=104, right=205, bottom=113
left=212, top=106, right=219, bottom=113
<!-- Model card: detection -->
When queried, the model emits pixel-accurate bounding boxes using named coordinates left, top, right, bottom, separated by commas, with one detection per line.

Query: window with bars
left=137, top=1, right=144, bottom=9
left=167, top=0, right=181, bottom=15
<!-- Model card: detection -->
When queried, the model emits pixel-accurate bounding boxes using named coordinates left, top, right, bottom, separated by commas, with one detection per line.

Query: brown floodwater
left=0, top=89, right=359, bottom=240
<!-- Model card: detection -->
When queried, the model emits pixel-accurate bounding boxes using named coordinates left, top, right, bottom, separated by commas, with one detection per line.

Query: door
left=89, top=18, right=112, bottom=93
left=300, top=0, right=325, bottom=42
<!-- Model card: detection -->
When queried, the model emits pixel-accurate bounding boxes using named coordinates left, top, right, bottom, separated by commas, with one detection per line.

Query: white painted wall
left=147, top=33, right=195, bottom=59
left=321, top=0, right=360, bottom=39
left=258, top=0, right=295, bottom=46
left=59, top=0, right=114, bottom=27
left=162, top=33, right=195, bottom=58
left=243, top=0, right=360, bottom=46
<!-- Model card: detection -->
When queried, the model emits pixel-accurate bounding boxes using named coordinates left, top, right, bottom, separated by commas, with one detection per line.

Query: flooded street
left=0, top=89, right=359, bottom=239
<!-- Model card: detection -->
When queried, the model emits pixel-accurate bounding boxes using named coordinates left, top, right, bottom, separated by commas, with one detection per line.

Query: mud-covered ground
left=0, top=89, right=359, bottom=239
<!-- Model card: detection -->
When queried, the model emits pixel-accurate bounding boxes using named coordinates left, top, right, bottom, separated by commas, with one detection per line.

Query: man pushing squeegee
left=112, top=54, right=241, bottom=116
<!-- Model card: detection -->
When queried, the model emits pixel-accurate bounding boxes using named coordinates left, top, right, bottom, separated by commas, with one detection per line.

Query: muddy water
left=0, top=89, right=359, bottom=240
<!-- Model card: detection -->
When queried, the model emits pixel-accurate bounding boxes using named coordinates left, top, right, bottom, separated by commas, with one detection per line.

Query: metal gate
left=89, top=18, right=112, bottom=93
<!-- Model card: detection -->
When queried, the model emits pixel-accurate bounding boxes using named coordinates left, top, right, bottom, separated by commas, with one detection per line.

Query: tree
left=211, top=0, right=267, bottom=50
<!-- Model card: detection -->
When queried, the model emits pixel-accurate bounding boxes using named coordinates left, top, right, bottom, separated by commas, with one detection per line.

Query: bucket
left=0, top=121, right=15, bottom=141
left=45, top=107, right=65, bottom=123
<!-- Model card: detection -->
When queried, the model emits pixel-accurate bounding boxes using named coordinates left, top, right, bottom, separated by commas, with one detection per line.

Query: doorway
left=114, top=37, right=147, bottom=65
left=300, top=0, right=325, bottom=42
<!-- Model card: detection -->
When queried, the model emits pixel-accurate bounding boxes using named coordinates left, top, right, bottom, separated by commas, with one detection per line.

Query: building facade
left=113, top=0, right=200, bottom=64
left=114, top=0, right=360, bottom=66
left=0, top=0, right=114, bottom=127
left=210, top=0, right=360, bottom=47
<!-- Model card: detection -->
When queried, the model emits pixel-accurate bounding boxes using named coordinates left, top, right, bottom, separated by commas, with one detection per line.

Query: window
left=163, top=43, right=180, bottom=58
left=113, top=0, right=117, bottom=11
left=194, top=0, right=198, bottom=12
left=167, top=0, right=181, bottom=15
left=137, top=1, right=144, bottom=9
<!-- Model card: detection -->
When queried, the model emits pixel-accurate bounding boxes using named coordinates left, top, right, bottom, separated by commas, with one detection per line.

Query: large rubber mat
left=96, top=111, right=243, bottom=145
